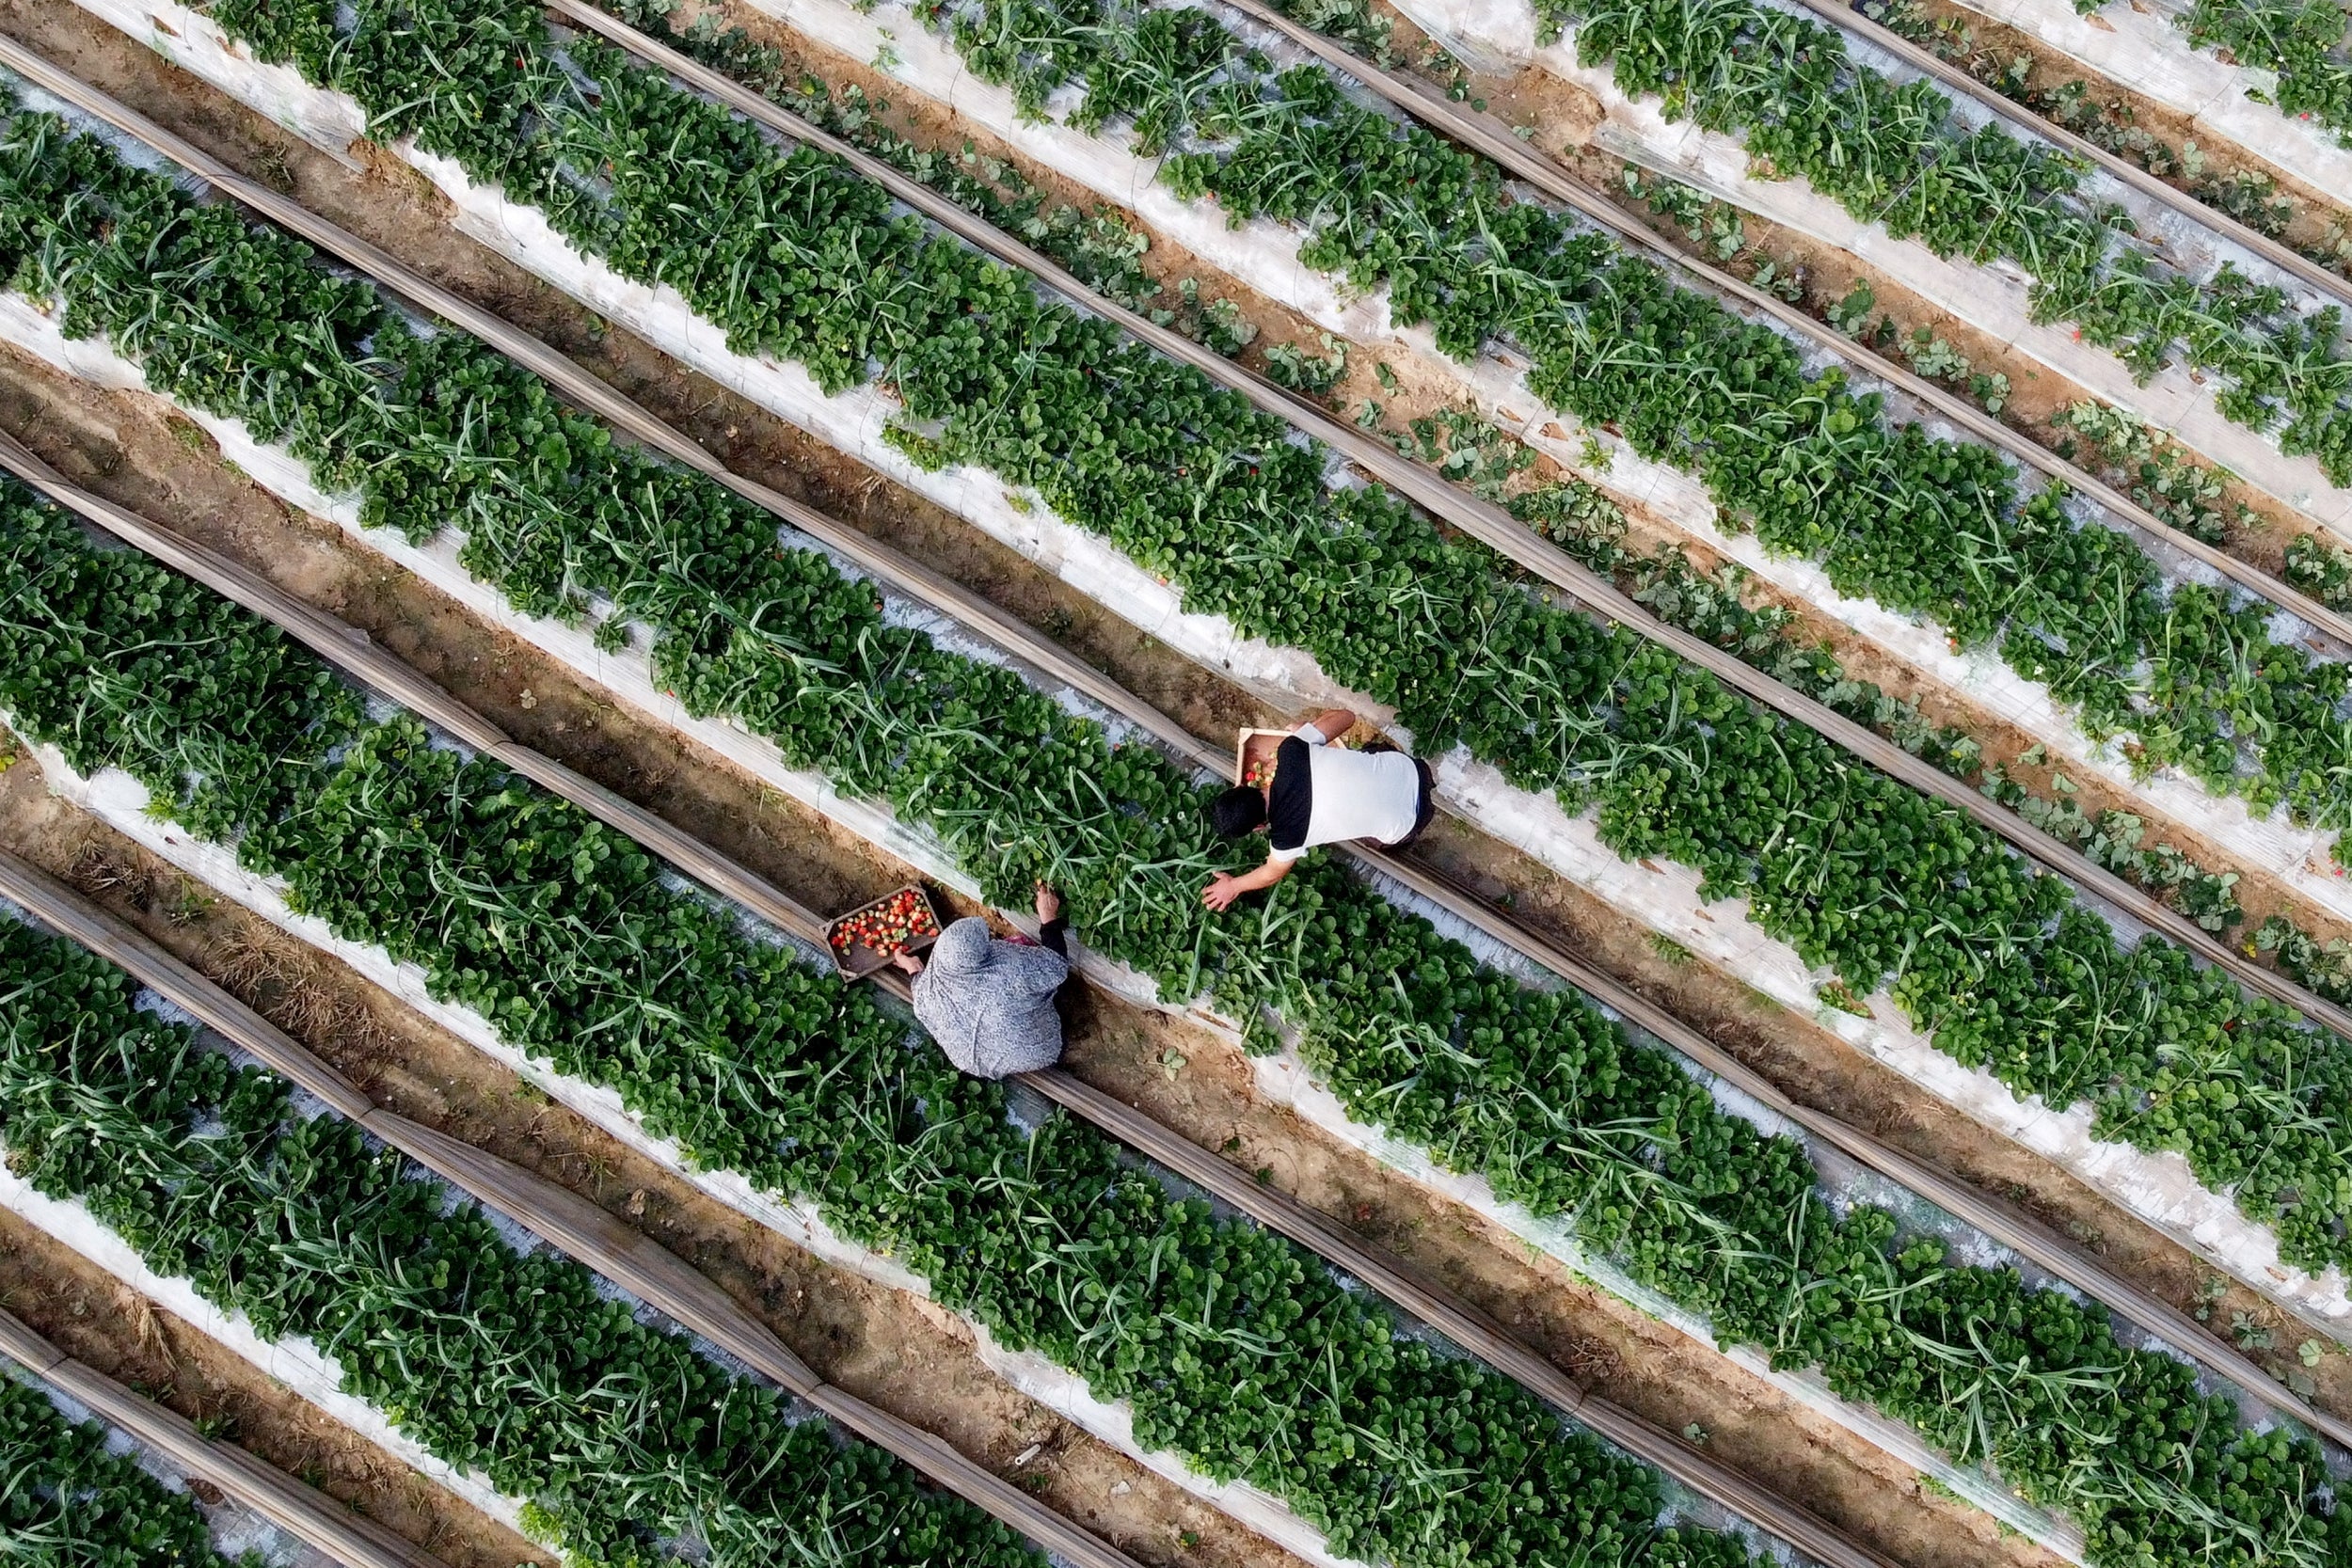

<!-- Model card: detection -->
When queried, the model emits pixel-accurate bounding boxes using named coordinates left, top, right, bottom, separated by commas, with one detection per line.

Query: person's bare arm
left=1201, top=852, right=1295, bottom=911
left=1306, top=707, right=1358, bottom=741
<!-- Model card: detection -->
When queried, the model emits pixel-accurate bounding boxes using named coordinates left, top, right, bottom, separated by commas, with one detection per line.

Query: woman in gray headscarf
left=892, top=882, right=1071, bottom=1078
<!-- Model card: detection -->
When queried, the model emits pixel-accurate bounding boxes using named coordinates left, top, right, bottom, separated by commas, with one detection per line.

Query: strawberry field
left=74, top=0, right=2352, bottom=1278
left=4, top=1, right=2352, bottom=1567
left=0, top=151, right=2331, bottom=1562
left=212, top=0, right=2352, bottom=852
left=0, top=909, right=1046, bottom=1568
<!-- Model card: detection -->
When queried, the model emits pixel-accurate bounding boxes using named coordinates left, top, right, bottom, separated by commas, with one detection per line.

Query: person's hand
left=1200, top=872, right=1246, bottom=912
left=891, top=951, right=925, bottom=974
left=1034, top=879, right=1062, bottom=922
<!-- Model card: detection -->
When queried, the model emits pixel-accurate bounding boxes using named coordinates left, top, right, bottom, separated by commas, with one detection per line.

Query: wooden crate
left=1234, top=726, right=1290, bottom=787
left=823, top=884, right=947, bottom=980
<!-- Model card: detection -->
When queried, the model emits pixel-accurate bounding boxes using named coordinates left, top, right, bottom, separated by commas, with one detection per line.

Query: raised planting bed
left=0, top=906, right=1054, bottom=1568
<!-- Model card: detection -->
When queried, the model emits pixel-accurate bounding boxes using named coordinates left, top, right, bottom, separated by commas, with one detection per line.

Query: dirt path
left=0, top=0, right=2340, bottom=1533
left=0, top=1206, right=555, bottom=1568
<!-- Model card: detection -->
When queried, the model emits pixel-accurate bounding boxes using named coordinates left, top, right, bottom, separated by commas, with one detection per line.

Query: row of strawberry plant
left=967, top=0, right=2352, bottom=827
left=0, top=153, right=2335, bottom=1568
left=568, top=1, right=2319, bottom=1004
left=0, top=1370, right=243, bottom=1568
left=0, top=911, right=1048, bottom=1568
left=223, top=0, right=2352, bottom=850
left=1557, top=0, right=2352, bottom=487
left=1515, top=476, right=2267, bottom=932
left=1874, top=1, right=2339, bottom=273
left=146, top=0, right=2352, bottom=1264
left=18, top=57, right=2352, bottom=1532
left=2175, top=0, right=2352, bottom=152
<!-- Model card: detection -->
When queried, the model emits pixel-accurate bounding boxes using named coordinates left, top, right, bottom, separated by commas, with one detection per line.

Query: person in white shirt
left=1200, top=708, right=1434, bottom=911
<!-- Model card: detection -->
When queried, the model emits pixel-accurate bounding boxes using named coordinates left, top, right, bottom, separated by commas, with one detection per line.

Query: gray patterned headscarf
left=912, top=917, right=1070, bottom=1078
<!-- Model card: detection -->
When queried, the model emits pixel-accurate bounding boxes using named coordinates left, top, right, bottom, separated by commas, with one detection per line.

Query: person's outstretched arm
left=1201, top=853, right=1295, bottom=911
left=1033, top=881, right=1069, bottom=957
left=1304, top=707, right=1357, bottom=741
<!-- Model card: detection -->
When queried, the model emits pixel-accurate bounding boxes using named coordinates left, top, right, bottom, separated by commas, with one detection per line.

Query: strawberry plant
left=2, top=68, right=2349, bottom=1557
left=2179, top=0, right=2352, bottom=150
left=1873, top=1, right=2330, bottom=255
left=0, top=1371, right=243, bottom=1568
left=1, top=387, right=2342, bottom=1568
left=1557, top=0, right=2352, bottom=484
left=2286, top=527, right=2352, bottom=607
left=0, top=500, right=1758, bottom=1568
left=0, top=913, right=1042, bottom=1568
left=2053, top=402, right=2244, bottom=544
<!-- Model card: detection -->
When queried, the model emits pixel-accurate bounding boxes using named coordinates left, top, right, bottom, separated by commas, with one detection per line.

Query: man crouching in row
left=1200, top=708, right=1433, bottom=912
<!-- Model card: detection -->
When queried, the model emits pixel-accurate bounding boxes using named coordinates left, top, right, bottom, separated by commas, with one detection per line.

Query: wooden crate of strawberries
left=825, top=884, right=946, bottom=979
left=1234, top=727, right=1289, bottom=788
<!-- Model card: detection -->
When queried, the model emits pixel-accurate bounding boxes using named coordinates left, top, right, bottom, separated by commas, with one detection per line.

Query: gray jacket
left=912, top=917, right=1069, bottom=1078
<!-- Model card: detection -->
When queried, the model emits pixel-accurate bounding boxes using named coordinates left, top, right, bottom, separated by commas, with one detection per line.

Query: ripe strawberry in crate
left=825, top=885, right=945, bottom=976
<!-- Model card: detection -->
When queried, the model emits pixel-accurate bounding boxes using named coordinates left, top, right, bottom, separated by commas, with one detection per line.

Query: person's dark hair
left=1210, top=785, right=1268, bottom=838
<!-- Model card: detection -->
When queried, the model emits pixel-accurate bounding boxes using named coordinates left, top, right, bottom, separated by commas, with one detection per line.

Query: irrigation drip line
left=524, top=7, right=2352, bottom=1041
left=0, top=429, right=1898, bottom=1568
left=1784, top=0, right=2352, bottom=321
left=0, top=1303, right=453, bottom=1568
left=6, top=400, right=2344, bottom=1468
left=0, top=841, right=1154, bottom=1568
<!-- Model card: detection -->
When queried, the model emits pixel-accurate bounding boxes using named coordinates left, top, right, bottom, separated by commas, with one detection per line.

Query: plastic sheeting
left=66, top=0, right=2352, bottom=958
left=742, top=0, right=2352, bottom=1007
left=15, top=736, right=1368, bottom=1568
left=0, top=305, right=2275, bottom=1552
left=4, top=1367, right=342, bottom=1568
left=0, top=1152, right=537, bottom=1539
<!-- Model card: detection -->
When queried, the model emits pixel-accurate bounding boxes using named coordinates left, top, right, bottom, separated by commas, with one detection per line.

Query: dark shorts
left=1391, top=758, right=1437, bottom=848
left=1360, top=743, right=1437, bottom=849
